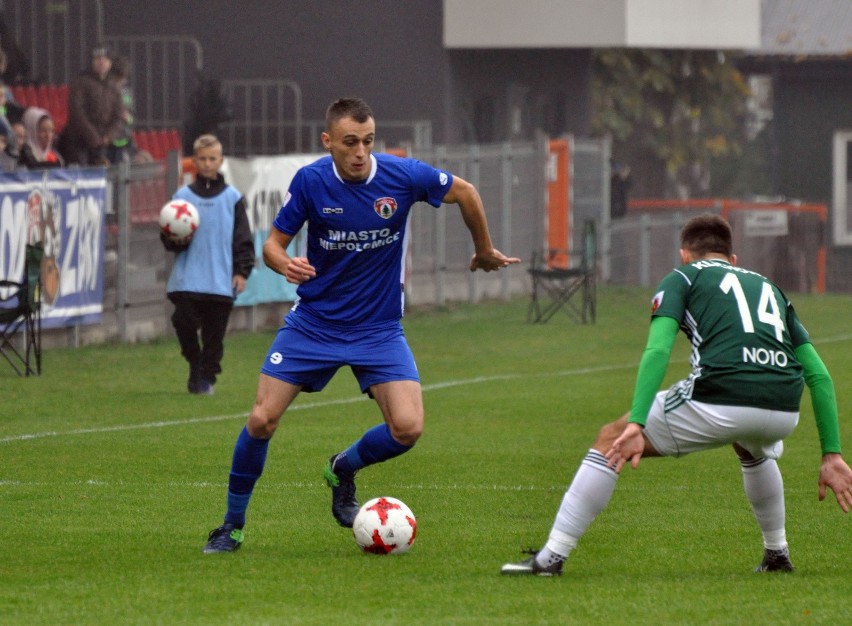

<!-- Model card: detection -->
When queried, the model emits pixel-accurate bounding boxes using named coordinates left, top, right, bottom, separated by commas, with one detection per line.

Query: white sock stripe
left=581, top=449, right=612, bottom=471
left=740, top=457, right=767, bottom=469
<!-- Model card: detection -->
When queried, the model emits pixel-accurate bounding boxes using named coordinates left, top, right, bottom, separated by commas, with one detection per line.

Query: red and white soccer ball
left=159, top=200, right=200, bottom=244
left=352, top=496, right=417, bottom=555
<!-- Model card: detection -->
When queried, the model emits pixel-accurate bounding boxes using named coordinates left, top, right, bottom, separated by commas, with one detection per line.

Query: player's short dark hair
left=326, top=97, right=373, bottom=129
left=680, top=213, right=733, bottom=257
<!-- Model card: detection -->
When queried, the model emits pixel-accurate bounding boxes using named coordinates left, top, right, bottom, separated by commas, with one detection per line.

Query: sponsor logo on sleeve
left=651, top=291, right=664, bottom=313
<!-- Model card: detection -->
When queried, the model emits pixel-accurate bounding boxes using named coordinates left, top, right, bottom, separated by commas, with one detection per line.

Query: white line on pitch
left=2, top=330, right=848, bottom=446
left=0, top=363, right=636, bottom=445
left=0, top=478, right=562, bottom=492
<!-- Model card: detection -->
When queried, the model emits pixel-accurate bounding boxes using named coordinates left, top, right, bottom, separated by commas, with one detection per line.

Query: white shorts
left=643, top=387, right=799, bottom=459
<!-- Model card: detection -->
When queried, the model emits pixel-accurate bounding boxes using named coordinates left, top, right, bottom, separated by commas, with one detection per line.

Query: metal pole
left=435, top=146, right=447, bottom=306
left=116, top=161, right=131, bottom=342
left=500, top=142, right=512, bottom=300
left=639, top=212, right=651, bottom=287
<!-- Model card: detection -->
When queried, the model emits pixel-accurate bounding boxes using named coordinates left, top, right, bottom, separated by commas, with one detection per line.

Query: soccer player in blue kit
left=204, top=97, right=520, bottom=552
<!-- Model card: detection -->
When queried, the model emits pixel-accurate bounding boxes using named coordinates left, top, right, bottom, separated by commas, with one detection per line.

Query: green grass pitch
left=2, top=286, right=851, bottom=624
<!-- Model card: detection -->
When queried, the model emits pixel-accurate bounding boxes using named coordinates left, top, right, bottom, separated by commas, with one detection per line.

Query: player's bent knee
left=732, top=442, right=757, bottom=461
left=247, top=411, right=280, bottom=439
left=390, top=420, right=423, bottom=446
left=394, top=427, right=422, bottom=447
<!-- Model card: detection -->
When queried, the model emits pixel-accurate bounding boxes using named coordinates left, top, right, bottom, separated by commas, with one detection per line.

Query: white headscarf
left=23, top=106, right=55, bottom=162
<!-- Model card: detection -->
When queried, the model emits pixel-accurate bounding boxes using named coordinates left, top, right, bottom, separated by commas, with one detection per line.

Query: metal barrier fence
left=605, top=206, right=830, bottom=295
left=300, top=119, right=435, bottom=155
left=56, top=138, right=557, bottom=345
left=105, top=35, right=204, bottom=131
left=57, top=142, right=843, bottom=347
left=567, top=135, right=610, bottom=253
left=102, top=156, right=177, bottom=345
left=606, top=213, right=687, bottom=287
left=220, top=79, right=303, bottom=156
left=3, top=0, right=104, bottom=84
left=4, top=2, right=435, bottom=160
left=407, top=140, right=549, bottom=306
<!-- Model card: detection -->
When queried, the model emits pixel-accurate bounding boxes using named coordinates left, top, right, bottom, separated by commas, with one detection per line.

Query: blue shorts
left=260, top=308, right=419, bottom=394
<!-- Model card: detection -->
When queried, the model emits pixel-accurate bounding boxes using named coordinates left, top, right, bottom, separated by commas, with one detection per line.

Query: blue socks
left=223, top=423, right=412, bottom=527
left=333, top=424, right=412, bottom=475
left=224, top=426, right=270, bottom=528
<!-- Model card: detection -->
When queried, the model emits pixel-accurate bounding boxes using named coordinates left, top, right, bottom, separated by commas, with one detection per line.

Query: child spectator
left=18, top=107, right=64, bottom=169
left=161, top=134, right=254, bottom=394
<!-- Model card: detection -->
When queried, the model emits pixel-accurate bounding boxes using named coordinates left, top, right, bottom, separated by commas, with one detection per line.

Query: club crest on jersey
left=374, top=197, right=398, bottom=219
left=651, top=290, right=664, bottom=313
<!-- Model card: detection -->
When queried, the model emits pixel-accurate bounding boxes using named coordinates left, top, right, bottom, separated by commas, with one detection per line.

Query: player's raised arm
left=441, top=175, right=521, bottom=272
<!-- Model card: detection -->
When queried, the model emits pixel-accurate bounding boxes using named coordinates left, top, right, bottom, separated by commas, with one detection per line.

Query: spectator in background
left=0, top=16, right=30, bottom=84
left=0, top=79, right=15, bottom=142
left=10, top=119, right=25, bottom=154
left=0, top=51, right=9, bottom=100
left=107, top=55, right=138, bottom=164
left=0, top=125, right=17, bottom=171
left=0, top=63, right=21, bottom=117
left=61, top=44, right=124, bottom=166
left=610, top=160, right=632, bottom=220
left=18, top=106, right=64, bottom=169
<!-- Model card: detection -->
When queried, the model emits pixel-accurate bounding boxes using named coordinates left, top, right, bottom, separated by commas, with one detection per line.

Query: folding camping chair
left=0, top=244, right=44, bottom=376
left=527, top=220, right=596, bottom=324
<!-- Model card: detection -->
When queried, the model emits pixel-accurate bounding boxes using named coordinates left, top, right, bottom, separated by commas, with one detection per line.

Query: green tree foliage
left=592, top=49, right=752, bottom=198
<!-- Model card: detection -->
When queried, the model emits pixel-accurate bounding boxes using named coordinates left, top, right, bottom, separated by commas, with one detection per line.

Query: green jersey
left=651, top=258, right=808, bottom=411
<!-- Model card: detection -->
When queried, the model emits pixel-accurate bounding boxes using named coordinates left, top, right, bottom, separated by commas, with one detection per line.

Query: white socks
left=537, top=449, right=619, bottom=566
left=741, top=457, right=787, bottom=550
left=535, top=450, right=788, bottom=570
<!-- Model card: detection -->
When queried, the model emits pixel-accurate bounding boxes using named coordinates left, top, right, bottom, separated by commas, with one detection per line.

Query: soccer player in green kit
left=502, top=213, right=852, bottom=576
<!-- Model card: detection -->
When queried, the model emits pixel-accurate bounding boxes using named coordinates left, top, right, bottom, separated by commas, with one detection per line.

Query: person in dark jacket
left=61, top=44, right=125, bottom=166
left=161, top=133, right=255, bottom=395
left=609, top=160, right=632, bottom=220
left=0, top=124, right=17, bottom=171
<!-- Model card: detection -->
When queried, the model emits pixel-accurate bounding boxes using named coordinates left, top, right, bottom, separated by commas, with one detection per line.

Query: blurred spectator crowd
left=0, top=38, right=181, bottom=174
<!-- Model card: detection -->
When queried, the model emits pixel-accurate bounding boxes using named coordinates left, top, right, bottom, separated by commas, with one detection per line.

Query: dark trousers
left=169, top=294, right=233, bottom=384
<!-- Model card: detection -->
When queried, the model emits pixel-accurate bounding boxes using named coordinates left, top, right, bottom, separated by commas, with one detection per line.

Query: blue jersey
left=272, top=152, right=453, bottom=325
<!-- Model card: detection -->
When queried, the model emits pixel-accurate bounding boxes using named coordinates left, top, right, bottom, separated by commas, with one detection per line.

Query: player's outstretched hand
left=818, top=453, right=852, bottom=513
left=469, top=249, right=521, bottom=272
left=605, top=422, right=645, bottom=473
